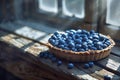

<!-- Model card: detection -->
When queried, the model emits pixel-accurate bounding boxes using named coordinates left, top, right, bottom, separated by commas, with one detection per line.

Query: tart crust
left=48, top=34, right=115, bottom=62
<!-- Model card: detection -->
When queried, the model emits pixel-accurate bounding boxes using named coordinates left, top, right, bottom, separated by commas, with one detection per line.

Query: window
left=106, top=0, right=120, bottom=26
left=99, top=0, right=120, bottom=43
left=38, top=0, right=85, bottom=18
left=38, top=0, right=58, bottom=13
left=62, top=0, right=85, bottom=18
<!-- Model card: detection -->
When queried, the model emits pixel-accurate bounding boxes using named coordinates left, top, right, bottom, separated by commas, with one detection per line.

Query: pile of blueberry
left=39, top=51, right=112, bottom=79
left=84, top=62, right=94, bottom=69
left=49, top=29, right=111, bottom=52
left=39, top=51, right=95, bottom=69
left=39, top=51, right=75, bottom=69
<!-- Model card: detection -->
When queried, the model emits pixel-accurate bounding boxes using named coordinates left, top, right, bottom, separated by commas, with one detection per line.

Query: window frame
left=21, top=0, right=100, bottom=31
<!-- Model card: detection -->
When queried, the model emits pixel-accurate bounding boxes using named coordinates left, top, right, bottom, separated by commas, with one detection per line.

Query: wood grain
left=0, top=29, right=120, bottom=80
left=96, top=54, right=120, bottom=76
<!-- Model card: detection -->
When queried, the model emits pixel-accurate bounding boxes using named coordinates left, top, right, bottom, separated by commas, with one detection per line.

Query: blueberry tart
left=48, top=29, right=115, bottom=62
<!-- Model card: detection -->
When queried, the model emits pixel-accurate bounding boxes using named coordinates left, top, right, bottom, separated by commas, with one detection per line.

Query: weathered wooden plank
left=1, top=30, right=120, bottom=80
left=0, top=31, right=98, bottom=80
left=111, top=46, right=120, bottom=57
left=25, top=43, right=120, bottom=80
left=25, top=42, right=98, bottom=80
left=1, top=33, right=32, bottom=48
left=75, top=63, right=120, bottom=80
left=96, top=54, right=120, bottom=76
left=0, top=41, right=79, bottom=80
left=0, top=22, right=48, bottom=40
left=40, top=58, right=97, bottom=80
left=24, top=42, right=98, bottom=80
left=39, top=35, right=51, bottom=44
left=0, top=20, right=59, bottom=34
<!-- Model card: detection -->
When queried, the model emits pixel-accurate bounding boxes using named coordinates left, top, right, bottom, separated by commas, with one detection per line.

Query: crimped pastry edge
left=48, top=34, right=115, bottom=62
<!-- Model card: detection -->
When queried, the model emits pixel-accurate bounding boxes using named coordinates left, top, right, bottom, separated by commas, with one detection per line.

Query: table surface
left=0, top=21, right=120, bottom=80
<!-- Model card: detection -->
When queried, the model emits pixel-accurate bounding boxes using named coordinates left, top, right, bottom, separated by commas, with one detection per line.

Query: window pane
left=106, top=0, right=120, bottom=26
left=38, top=0, right=58, bottom=13
left=62, top=0, right=85, bottom=18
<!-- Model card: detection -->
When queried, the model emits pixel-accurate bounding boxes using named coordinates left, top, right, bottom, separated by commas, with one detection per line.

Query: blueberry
left=57, top=60, right=62, bottom=66
left=82, top=37, right=88, bottom=41
left=88, top=45, right=92, bottom=49
left=87, top=40, right=93, bottom=45
left=68, top=36, right=73, bottom=40
left=86, top=32, right=90, bottom=36
left=61, top=34, right=67, bottom=38
left=78, top=49, right=85, bottom=52
left=49, top=38, right=54, bottom=43
left=70, top=29, right=76, bottom=33
left=75, top=39, right=82, bottom=44
left=75, top=44, right=82, bottom=49
left=80, top=34, right=87, bottom=37
left=93, top=39, right=99, bottom=42
left=97, top=46, right=103, bottom=50
left=105, top=42, right=110, bottom=46
left=68, top=63, right=74, bottom=69
left=94, top=43, right=103, bottom=50
left=77, top=29, right=82, bottom=34
left=82, top=30, right=88, bottom=34
left=93, top=34, right=99, bottom=39
left=40, top=51, right=50, bottom=58
left=71, top=47, right=77, bottom=51
left=50, top=40, right=58, bottom=46
left=85, top=47, right=89, bottom=51
left=88, top=36, right=93, bottom=40
left=68, top=32, right=74, bottom=37
left=104, top=75, right=111, bottom=80
left=54, top=31, right=59, bottom=36
left=83, top=42, right=87, bottom=45
left=48, top=54, right=54, bottom=59
left=66, top=30, right=70, bottom=33
left=102, top=44, right=108, bottom=48
left=95, top=42, right=103, bottom=47
left=39, top=52, right=45, bottom=58
left=91, top=47, right=97, bottom=50
left=73, top=34, right=80, bottom=39
left=82, top=42, right=88, bottom=49
left=99, top=36, right=105, bottom=41
left=43, top=53, right=49, bottom=58
left=59, top=39, right=65, bottom=43
left=90, top=30, right=95, bottom=34
left=82, top=45, right=88, bottom=50
left=88, top=62, right=94, bottom=67
left=104, top=38, right=109, bottom=42
left=51, top=35, right=57, bottom=40
left=64, top=47, right=70, bottom=50
left=51, top=57, right=57, bottom=62
left=84, top=63, right=90, bottom=69
left=66, top=38, right=72, bottom=42
left=59, top=45, right=65, bottom=49
left=97, top=42, right=102, bottom=45
left=105, top=40, right=111, bottom=46
left=68, top=42, right=75, bottom=48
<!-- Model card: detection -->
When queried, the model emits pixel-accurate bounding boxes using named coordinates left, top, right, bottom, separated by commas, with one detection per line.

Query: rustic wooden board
left=1, top=30, right=120, bottom=80
left=26, top=42, right=120, bottom=80
left=0, top=31, right=98, bottom=79
left=25, top=43, right=98, bottom=80
left=96, top=54, right=120, bottom=76
left=111, top=46, right=120, bottom=57
left=75, top=63, right=120, bottom=80
left=0, top=41, right=80, bottom=80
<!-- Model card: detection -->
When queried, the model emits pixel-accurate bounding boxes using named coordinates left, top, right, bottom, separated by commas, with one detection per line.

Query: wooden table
left=0, top=21, right=120, bottom=80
